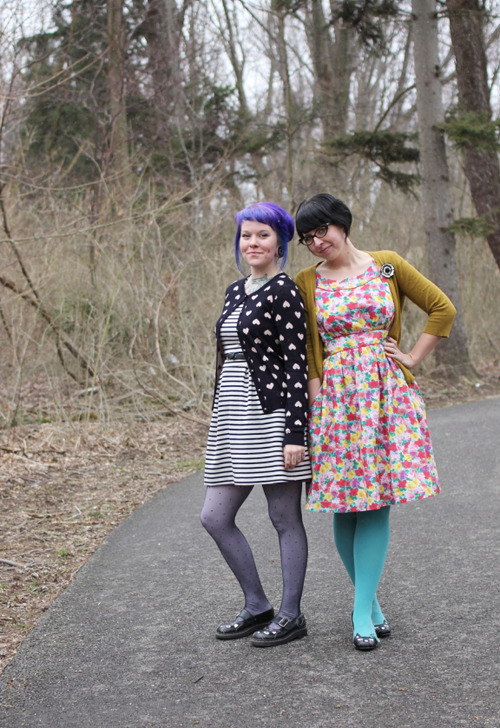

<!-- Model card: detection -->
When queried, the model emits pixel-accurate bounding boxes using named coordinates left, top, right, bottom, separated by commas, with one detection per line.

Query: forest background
left=1, top=0, right=500, bottom=672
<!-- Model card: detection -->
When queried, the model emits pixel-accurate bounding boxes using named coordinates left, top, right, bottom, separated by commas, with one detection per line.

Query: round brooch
left=380, top=263, right=395, bottom=279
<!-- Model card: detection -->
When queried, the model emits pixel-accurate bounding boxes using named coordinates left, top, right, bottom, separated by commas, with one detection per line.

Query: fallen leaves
left=0, top=416, right=208, bottom=675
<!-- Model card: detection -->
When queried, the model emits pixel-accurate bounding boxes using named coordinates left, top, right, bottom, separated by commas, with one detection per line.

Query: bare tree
left=306, top=0, right=353, bottom=140
left=141, top=0, right=192, bottom=143
left=411, top=0, right=473, bottom=372
left=107, top=0, right=132, bottom=196
left=270, top=1, right=295, bottom=204
left=445, top=0, right=500, bottom=267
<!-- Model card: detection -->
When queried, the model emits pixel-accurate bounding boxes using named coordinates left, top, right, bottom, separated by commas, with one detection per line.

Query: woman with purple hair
left=201, top=202, right=311, bottom=647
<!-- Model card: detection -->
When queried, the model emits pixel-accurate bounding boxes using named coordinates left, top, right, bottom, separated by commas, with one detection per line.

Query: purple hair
left=234, top=202, right=295, bottom=274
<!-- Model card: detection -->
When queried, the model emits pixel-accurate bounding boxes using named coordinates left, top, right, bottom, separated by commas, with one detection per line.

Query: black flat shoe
left=216, top=608, right=275, bottom=640
left=353, top=633, right=378, bottom=651
left=350, top=612, right=381, bottom=650
left=251, top=614, right=307, bottom=647
left=374, top=620, right=391, bottom=638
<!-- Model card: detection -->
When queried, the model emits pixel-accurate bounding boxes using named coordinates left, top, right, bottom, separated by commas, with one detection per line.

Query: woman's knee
left=267, top=491, right=302, bottom=532
left=267, top=506, right=287, bottom=533
left=199, top=508, right=214, bottom=533
left=357, top=505, right=391, bottom=524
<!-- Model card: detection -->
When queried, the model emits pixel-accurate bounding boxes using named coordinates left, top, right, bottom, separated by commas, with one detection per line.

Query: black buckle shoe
left=251, top=614, right=307, bottom=647
left=216, top=608, right=275, bottom=640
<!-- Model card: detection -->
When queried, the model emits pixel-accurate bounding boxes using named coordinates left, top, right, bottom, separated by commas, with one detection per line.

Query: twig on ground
left=0, top=558, right=25, bottom=569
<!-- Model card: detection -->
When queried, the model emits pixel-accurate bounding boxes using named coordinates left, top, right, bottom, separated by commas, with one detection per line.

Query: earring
left=277, top=246, right=284, bottom=258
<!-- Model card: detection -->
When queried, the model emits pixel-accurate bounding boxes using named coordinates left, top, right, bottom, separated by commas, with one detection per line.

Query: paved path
left=1, top=397, right=499, bottom=728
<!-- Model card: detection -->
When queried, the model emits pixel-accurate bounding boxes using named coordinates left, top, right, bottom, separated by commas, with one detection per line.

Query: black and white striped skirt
left=204, top=357, right=311, bottom=488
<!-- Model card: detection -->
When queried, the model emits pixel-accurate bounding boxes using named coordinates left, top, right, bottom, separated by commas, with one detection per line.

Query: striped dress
left=204, top=304, right=311, bottom=487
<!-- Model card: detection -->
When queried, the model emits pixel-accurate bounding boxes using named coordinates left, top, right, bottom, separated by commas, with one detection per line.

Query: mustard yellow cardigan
left=295, top=250, right=456, bottom=385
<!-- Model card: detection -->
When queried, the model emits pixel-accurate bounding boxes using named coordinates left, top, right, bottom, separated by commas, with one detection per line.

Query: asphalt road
left=1, top=396, right=499, bottom=728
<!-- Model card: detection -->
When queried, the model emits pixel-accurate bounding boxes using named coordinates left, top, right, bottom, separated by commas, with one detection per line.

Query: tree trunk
left=107, top=0, right=131, bottom=195
left=273, top=1, right=294, bottom=206
left=445, top=0, right=500, bottom=268
left=308, top=0, right=352, bottom=140
left=220, top=0, right=250, bottom=118
left=329, top=12, right=352, bottom=139
left=143, top=0, right=185, bottom=145
left=411, top=0, right=473, bottom=373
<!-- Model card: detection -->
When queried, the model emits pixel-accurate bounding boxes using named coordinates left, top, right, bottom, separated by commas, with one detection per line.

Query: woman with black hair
left=201, top=202, right=311, bottom=648
left=295, top=193, right=455, bottom=650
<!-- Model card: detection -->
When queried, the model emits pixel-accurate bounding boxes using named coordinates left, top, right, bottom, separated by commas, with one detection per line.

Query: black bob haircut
left=295, top=193, right=352, bottom=238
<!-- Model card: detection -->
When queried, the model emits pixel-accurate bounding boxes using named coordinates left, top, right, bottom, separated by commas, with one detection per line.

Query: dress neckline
left=316, top=260, right=380, bottom=290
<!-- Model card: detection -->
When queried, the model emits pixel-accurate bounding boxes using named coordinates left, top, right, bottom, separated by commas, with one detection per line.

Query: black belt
left=224, top=352, right=246, bottom=361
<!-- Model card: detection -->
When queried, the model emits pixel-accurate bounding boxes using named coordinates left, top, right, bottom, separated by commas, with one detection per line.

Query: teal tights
left=333, top=507, right=390, bottom=640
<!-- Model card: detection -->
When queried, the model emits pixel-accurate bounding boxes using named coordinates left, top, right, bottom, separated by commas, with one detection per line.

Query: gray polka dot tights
left=200, top=482, right=308, bottom=620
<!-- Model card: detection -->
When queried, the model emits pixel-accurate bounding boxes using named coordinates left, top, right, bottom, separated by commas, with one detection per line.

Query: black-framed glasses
left=298, top=224, right=330, bottom=247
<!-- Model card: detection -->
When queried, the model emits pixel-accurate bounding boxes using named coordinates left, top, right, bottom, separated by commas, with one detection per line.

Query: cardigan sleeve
left=295, top=267, right=323, bottom=381
left=391, top=253, right=456, bottom=337
left=272, top=279, right=309, bottom=446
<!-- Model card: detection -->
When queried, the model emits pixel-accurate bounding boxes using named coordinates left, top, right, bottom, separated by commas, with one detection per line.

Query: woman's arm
left=272, top=279, right=309, bottom=449
left=308, top=377, right=321, bottom=403
left=391, top=253, right=456, bottom=337
left=384, top=333, right=441, bottom=369
left=382, top=253, right=456, bottom=370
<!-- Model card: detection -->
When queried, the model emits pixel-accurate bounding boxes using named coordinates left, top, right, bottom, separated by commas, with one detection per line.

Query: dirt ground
left=1, top=366, right=499, bottom=675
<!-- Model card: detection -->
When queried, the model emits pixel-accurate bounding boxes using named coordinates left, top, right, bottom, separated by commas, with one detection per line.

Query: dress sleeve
left=273, top=279, right=309, bottom=446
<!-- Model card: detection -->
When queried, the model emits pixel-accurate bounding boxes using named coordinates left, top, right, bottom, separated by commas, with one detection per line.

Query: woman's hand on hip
left=384, top=333, right=441, bottom=369
left=283, top=444, right=306, bottom=470
left=384, top=337, right=415, bottom=368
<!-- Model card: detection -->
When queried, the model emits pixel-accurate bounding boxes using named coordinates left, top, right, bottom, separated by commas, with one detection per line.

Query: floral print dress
left=307, top=261, right=440, bottom=513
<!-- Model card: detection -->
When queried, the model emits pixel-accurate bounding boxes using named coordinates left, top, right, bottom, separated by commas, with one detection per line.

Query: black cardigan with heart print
left=213, top=272, right=308, bottom=446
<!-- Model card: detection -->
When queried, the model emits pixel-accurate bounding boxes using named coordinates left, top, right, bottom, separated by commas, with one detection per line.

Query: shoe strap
left=236, top=608, right=252, bottom=621
left=277, top=616, right=291, bottom=628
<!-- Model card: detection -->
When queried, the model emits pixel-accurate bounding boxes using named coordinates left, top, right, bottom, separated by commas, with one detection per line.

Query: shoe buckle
left=277, top=616, right=290, bottom=628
